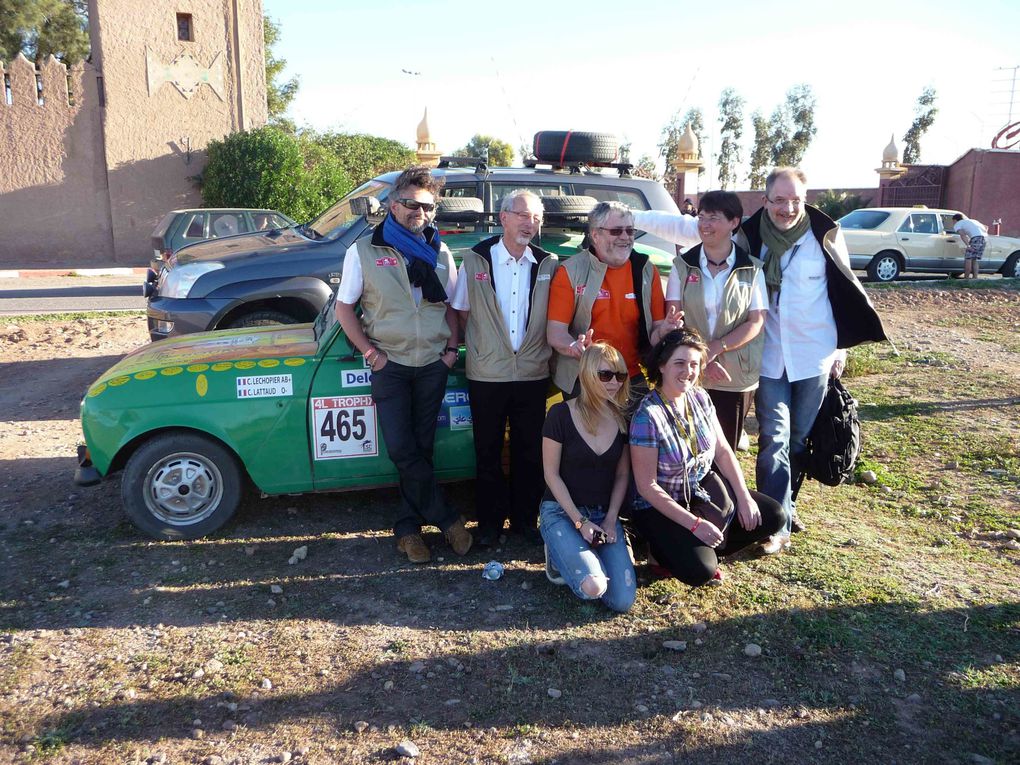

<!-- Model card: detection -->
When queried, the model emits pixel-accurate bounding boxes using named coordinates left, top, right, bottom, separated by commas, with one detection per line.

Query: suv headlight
left=160, top=262, right=225, bottom=298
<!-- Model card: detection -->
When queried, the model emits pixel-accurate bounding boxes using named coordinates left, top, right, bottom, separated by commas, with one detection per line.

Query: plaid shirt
left=629, top=387, right=717, bottom=505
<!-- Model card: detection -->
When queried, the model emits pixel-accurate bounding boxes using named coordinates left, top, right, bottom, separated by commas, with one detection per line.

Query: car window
left=441, top=184, right=481, bottom=198
left=490, top=183, right=568, bottom=213
left=574, top=185, right=649, bottom=210
left=308, top=180, right=390, bottom=239
left=939, top=214, right=957, bottom=233
left=210, top=213, right=241, bottom=238
left=905, top=213, right=938, bottom=234
left=839, top=209, right=890, bottom=229
left=182, top=214, right=205, bottom=239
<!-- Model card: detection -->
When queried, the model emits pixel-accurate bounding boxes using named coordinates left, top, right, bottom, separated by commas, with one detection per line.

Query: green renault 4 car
left=78, top=214, right=674, bottom=541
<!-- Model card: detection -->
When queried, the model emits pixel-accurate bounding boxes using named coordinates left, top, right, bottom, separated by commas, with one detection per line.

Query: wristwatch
left=443, top=346, right=458, bottom=355
left=574, top=518, right=584, bottom=530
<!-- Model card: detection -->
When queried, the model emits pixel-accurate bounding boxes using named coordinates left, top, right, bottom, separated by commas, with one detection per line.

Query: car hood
left=172, top=228, right=312, bottom=266
left=89, top=325, right=320, bottom=388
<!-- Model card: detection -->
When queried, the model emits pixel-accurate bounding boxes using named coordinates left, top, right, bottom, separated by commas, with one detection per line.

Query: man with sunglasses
left=547, top=201, right=683, bottom=405
left=335, top=166, right=472, bottom=564
left=734, top=167, right=885, bottom=553
left=450, top=190, right=559, bottom=547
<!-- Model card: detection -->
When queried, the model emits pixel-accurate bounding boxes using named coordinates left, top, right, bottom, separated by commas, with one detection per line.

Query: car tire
left=541, top=195, right=599, bottom=215
left=122, top=431, right=244, bottom=540
left=226, top=310, right=300, bottom=329
left=436, top=197, right=484, bottom=223
left=866, top=252, right=902, bottom=282
left=1002, top=252, right=1020, bottom=278
left=533, top=131, right=618, bottom=164
left=949, top=271, right=964, bottom=279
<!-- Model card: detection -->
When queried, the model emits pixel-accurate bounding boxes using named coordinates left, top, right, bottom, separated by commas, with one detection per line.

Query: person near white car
left=952, top=214, right=987, bottom=279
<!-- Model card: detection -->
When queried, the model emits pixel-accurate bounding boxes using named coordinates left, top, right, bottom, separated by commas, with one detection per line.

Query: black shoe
left=476, top=526, right=502, bottom=549
left=790, top=513, right=806, bottom=534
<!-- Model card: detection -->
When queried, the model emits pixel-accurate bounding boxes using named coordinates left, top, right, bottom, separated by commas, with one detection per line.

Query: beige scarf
left=760, top=210, right=810, bottom=299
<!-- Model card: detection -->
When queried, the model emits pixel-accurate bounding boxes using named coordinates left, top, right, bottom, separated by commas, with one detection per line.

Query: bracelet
left=690, top=517, right=702, bottom=534
left=443, top=346, right=458, bottom=355
left=364, top=347, right=377, bottom=361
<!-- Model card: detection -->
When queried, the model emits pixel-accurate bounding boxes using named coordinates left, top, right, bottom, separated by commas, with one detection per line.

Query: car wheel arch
left=867, top=249, right=904, bottom=281
left=108, top=425, right=249, bottom=481
left=1001, top=251, right=1020, bottom=278
left=215, top=296, right=321, bottom=330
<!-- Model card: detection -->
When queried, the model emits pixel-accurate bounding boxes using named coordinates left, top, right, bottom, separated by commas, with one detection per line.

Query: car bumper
left=73, top=444, right=102, bottom=486
left=146, top=295, right=233, bottom=341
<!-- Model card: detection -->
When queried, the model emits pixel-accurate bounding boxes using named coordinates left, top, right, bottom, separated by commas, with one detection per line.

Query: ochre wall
left=0, top=55, right=115, bottom=265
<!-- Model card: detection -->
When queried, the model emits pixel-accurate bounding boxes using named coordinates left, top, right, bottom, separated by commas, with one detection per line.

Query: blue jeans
left=755, top=371, right=828, bottom=534
left=539, top=500, right=636, bottom=613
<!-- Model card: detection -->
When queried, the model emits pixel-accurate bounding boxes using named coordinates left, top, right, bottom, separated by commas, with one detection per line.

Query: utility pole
left=992, top=65, right=1018, bottom=125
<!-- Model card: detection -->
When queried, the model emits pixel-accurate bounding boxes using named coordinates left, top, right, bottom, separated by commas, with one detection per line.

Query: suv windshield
left=307, top=180, right=390, bottom=239
left=839, top=209, right=891, bottom=230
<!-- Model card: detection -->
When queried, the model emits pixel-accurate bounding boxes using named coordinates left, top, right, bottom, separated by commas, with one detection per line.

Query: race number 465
left=311, top=396, right=378, bottom=460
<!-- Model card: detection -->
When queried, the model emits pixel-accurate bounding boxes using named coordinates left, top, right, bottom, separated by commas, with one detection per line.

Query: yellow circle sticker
left=211, top=362, right=233, bottom=372
left=284, top=357, right=307, bottom=367
left=234, top=361, right=256, bottom=370
left=135, top=370, right=156, bottom=380
left=196, top=374, right=209, bottom=397
left=108, top=376, right=130, bottom=387
left=161, top=366, right=184, bottom=376
left=88, top=383, right=108, bottom=397
left=187, top=364, right=210, bottom=373
left=258, top=359, right=280, bottom=368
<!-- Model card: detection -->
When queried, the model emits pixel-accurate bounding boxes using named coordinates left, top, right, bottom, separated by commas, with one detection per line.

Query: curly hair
left=644, top=328, right=709, bottom=388
left=391, top=165, right=445, bottom=199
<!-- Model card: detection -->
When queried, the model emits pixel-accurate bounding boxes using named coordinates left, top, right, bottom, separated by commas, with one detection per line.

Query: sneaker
left=444, top=518, right=473, bottom=556
left=760, top=534, right=791, bottom=555
left=544, top=545, right=566, bottom=585
left=397, top=533, right=431, bottom=564
left=707, top=568, right=725, bottom=586
left=736, top=430, right=750, bottom=451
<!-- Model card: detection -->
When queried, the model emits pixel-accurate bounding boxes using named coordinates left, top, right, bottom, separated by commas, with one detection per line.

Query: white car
left=840, top=207, right=1020, bottom=281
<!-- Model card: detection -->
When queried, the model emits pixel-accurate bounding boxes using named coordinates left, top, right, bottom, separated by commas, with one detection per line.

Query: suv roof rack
left=521, top=158, right=634, bottom=178
left=437, top=155, right=489, bottom=174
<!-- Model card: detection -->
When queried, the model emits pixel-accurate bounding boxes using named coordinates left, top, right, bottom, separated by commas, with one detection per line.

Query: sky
left=262, top=0, right=1020, bottom=191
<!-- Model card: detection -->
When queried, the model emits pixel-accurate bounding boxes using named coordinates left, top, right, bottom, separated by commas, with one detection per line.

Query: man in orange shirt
left=547, top=201, right=682, bottom=404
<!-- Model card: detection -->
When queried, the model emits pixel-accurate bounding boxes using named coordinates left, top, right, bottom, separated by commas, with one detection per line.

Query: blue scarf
left=382, top=214, right=447, bottom=303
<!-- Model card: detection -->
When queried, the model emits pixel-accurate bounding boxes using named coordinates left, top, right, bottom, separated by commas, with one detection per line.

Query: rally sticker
left=537, top=274, right=551, bottom=282
left=236, top=374, right=293, bottom=398
left=686, top=272, right=701, bottom=283
left=437, top=389, right=471, bottom=429
left=474, top=272, right=490, bottom=281
left=312, top=396, right=378, bottom=459
left=575, top=284, right=586, bottom=296
left=342, top=368, right=373, bottom=388
left=376, top=257, right=398, bottom=267
left=596, top=288, right=611, bottom=300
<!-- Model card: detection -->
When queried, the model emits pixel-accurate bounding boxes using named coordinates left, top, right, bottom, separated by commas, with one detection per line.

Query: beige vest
left=462, top=238, right=559, bottom=382
left=552, top=249, right=656, bottom=393
left=356, top=228, right=452, bottom=367
left=671, top=245, right=764, bottom=392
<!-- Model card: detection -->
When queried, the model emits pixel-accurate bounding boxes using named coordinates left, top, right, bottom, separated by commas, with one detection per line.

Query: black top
left=541, top=401, right=627, bottom=507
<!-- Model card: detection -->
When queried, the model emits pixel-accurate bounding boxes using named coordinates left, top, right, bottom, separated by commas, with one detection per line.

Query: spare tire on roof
left=533, top=131, right=618, bottom=164
left=435, top=196, right=484, bottom=223
left=541, top=195, right=599, bottom=215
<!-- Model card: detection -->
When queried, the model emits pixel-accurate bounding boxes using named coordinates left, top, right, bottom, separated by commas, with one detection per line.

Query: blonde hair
left=575, top=342, right=629, bottom=435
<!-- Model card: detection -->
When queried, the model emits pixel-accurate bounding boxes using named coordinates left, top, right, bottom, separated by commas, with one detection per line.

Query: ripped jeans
left=539, top=501, right=636, bottom=613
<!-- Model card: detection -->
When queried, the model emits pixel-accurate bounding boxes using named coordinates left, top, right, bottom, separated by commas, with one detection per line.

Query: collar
left=471, top=234, right=552, bottom=266
left=681, top=242, right=754, bottom=270
left=495, top=237, right=537, bottom=266
left=740, top=205, right=836, bottom=257
left=700, top=243, right=736, bottom=269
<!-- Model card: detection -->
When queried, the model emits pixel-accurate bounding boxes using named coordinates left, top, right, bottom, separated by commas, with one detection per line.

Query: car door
left=896, top=212, right=942, bottom=270
left=937, top=212, right=967, bottom=271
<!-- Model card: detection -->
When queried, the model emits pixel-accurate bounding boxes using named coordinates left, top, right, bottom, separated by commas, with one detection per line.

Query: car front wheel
left=1003, top=252, right=1020, bottom=279
left=867, top=252, right=902, bottom=282
left=225, top=309, right=300, bottom=329
left=121, top=431, right=244, bottom=540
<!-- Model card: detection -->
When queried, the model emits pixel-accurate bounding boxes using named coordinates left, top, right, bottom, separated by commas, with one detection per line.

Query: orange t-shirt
left=548, top=260, right=666, bottom=376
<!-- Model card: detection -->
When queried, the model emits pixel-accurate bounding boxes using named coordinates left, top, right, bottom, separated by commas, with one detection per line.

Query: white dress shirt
left=664, top=244, right=767, bottom=337
left=450, top=238, right=536, bottom=352
left=759, top=230, right=841, bottom=382
left=631, top=209, right=702, bottom=249
left=337, top=238, right=456, bottom=307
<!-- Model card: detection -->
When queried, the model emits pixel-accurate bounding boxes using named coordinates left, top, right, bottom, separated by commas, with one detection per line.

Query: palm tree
left=814, top=190, right=871, bottom=220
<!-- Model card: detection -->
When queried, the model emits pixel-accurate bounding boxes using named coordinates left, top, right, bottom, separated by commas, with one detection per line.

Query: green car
left=77, top=225, right=673, bottom=541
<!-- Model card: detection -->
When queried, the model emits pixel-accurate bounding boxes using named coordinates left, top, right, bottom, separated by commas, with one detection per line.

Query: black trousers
left=372, top=359, right=458, bottom=539
left=706, top=388, right=754, bottom=452
left=468, top=378, right=549, bottom=533
left=631, top=470, right=787, bottom=586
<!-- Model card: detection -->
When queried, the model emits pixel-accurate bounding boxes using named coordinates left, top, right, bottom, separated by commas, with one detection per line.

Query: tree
left=716, top=87, right=745, bottom=190
left=747, top=110, right=772, bottom=190
left=659, top=107, right=705, bottom=189
left=0, top=0, right=89, bottom=65
left=632, top=154, right=660, bottom=180
left=201, top=126, right=351, bottom=222
left=454, top=134, right=514, bottom=167
left=813, top=190, right=870, bottom=220
left=312, top=132, right=416, bottom=187
left=770, top=84, right=817, bottom=167
left=902, top=87, right=937, bottom=164
left=264, top=16, right=298, bottom=127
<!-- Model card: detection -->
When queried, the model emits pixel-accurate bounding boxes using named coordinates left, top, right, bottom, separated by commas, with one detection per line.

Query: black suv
left=144, top=151, right=682, bottom=341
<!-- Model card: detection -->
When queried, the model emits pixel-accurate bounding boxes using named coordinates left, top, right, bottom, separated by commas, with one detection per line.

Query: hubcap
left=143, top=452, right=223, bottom=526
left=876, top=257, right=898, bottom=281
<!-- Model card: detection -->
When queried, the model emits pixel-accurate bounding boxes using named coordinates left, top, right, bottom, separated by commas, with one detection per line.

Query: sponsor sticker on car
left=312, top=396, right=378, bottom=459
left=236, top=374, right=293, bottom=398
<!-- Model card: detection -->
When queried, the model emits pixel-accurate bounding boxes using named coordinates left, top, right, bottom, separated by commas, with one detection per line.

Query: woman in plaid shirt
left=629, top=329, right=787, bottom=585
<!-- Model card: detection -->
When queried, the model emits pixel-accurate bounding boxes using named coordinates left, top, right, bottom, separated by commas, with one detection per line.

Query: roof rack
left=521, top=158, right=634, bottom=178
left=437, top=155, right=489, bottom=174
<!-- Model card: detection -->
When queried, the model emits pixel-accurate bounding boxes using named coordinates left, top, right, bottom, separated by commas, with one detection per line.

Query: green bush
left=313, top=132, right=416, bottom=187
left=201, top=127, right=352, bottom=221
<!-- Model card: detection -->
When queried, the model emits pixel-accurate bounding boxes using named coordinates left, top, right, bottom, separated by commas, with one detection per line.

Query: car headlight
left=160, top=262, right=225, bottom=298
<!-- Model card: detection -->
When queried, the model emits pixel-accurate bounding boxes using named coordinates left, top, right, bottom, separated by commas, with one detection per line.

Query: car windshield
left=306, top=180, right=391, bottom=240
left=839, top=210, right=891, bottom=229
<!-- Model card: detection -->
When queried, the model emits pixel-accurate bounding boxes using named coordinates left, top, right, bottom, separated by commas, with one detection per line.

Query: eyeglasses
left=597, top=369, right=628, bottom=383
left=766, top=197, right=804, bottom=209
left=596, top=226, right=635, bottom=237
left=697, top=213, right=728, bottom=223
left=508, top=210, right=543, bottom=223
left=397, top=198, right=436, bottom=212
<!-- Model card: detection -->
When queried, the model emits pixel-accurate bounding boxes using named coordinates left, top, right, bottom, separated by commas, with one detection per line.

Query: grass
left=866, top=277, right=1020, bottom=291
left=1, top=310, right=145, bottom=323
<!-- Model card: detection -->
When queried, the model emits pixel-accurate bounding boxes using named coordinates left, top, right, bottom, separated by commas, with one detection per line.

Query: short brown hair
left=765, top=166, right=807, bottom=196
left=391, top=165, right=445, bottom=199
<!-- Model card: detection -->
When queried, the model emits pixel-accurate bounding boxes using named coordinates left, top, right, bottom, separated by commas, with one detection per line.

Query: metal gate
left=881, top=165, right=945, bottom=207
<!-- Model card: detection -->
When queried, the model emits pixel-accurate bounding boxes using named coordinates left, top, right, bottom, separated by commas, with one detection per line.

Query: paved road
left=0, top=276, right=146, bottom=315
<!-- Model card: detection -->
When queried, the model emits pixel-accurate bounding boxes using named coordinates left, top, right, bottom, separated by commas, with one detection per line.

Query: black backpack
left=792, top=377, right=861, bottom=500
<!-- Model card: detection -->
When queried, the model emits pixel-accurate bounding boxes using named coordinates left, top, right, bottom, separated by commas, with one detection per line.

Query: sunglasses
left=596, top=226, right=636, bottom=237
left=597, top=369, right=628, bottom=383
left=397, top=198, right=436, bottom=212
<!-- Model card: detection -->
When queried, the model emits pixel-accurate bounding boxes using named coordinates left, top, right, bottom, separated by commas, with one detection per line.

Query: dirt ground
left=1, top=285, right=1017, bottom=765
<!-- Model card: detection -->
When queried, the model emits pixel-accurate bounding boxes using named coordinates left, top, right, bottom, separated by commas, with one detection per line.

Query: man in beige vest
left=451, top=190, right=557, bottom=547
left=335, top=166, right=472, bottom=563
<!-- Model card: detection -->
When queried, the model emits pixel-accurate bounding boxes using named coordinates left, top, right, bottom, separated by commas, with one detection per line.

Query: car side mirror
left=350, top=196, right=385, bottom=225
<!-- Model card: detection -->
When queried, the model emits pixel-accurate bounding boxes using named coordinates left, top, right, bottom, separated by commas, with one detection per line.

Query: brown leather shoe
left=397, top=533, right=431, bottom=564
left=444, top=518, right=473, bottom=556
